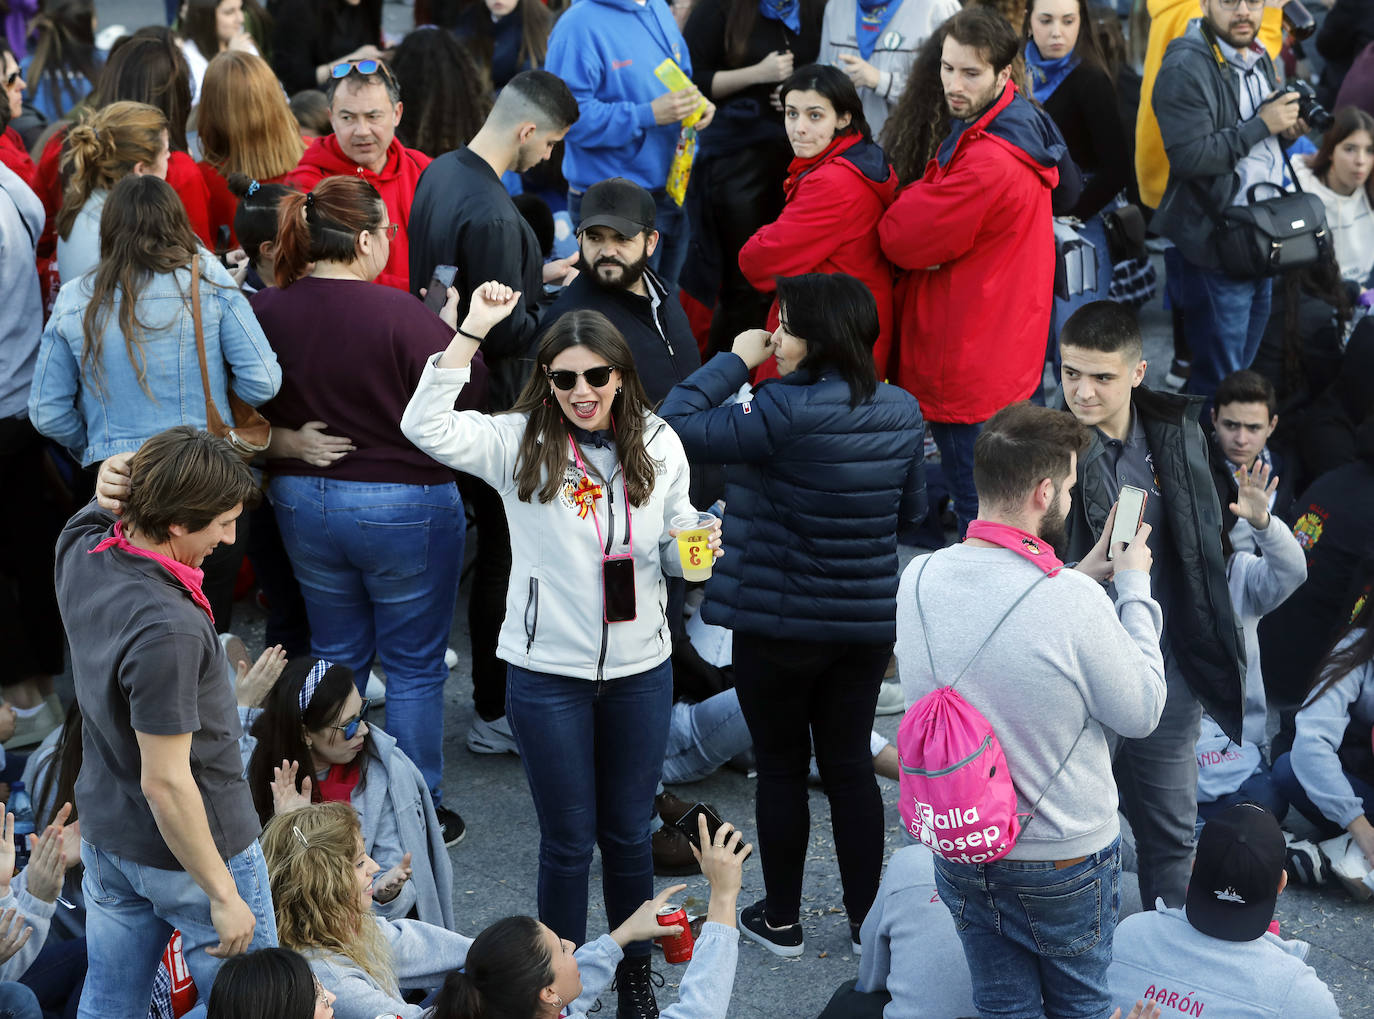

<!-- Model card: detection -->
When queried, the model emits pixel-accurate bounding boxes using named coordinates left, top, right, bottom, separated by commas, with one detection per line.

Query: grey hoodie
left=305, top=916, right=472, bottom=1019
left=0, top=161, right=43, bottom=420
left=565, top=922, right=739, bottom=1019
left=1107, top=900, right=1339, bottom=1018
left=1290, top=630, right=1374, bottom=829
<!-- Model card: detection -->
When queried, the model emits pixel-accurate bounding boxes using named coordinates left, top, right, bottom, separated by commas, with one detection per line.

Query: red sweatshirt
left=288, top=135, right=432, bottom=293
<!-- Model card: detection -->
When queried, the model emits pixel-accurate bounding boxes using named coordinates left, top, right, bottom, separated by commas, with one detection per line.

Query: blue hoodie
left=544, top=0, right=694, bottom=192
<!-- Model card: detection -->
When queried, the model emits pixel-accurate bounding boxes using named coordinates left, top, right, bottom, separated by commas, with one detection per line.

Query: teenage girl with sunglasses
left=401, top=285, right=720, bottom=1019
left=244, top=658, right=458, bottom=931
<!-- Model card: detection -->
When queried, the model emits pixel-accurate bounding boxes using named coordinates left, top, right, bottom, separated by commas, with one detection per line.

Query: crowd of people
left=0, top=0, right=1372, bottom=1015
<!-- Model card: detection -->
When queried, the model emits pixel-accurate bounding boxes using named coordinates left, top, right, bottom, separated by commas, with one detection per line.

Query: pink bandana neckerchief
left=89, top=520, right=215, bottom=622
left=965, top=520, right=1064, bottom=576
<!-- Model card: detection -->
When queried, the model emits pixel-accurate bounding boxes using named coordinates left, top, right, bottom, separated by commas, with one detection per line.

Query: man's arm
left=1152, top=56, right=1284, bottom=179
left=461, top=219, right=544, bottom=361
left=878, top=156, right=1005, bottom=270
left=136, top=731, right=255, bottom=958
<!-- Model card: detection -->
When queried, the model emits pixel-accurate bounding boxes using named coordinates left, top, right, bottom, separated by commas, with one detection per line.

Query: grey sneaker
left=467, top=714, right=520, bottom=755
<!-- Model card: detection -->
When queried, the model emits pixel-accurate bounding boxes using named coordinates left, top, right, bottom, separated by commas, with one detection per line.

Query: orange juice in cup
left=672, top=512, right=716, bottom=582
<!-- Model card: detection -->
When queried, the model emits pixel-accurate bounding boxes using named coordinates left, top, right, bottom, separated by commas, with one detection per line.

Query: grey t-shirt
left=55, top=502, right=260, bottom=870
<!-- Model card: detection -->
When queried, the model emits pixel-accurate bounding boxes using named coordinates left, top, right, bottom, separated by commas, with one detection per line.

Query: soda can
left=655, top=903, right=693, bottom=964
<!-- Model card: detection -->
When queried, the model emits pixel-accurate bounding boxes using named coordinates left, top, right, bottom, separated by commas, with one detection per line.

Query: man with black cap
left=1107, top=803, right=1339, bottom=1018
left=533, top=177, right=700, bottom=406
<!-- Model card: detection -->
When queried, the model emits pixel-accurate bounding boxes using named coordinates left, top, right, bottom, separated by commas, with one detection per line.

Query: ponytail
left=273, top=175, right=385, bottom=288
left=429, top=916, right=554, bottom=1019
left=57, top=101, right=168, bottom=239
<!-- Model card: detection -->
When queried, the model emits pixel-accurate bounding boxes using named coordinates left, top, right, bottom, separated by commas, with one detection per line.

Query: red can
left=655, top=904, right=693, bottom=964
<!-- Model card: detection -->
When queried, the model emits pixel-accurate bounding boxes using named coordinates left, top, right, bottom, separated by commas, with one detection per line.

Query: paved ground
left=69, top=2, right=1374, bottom=1010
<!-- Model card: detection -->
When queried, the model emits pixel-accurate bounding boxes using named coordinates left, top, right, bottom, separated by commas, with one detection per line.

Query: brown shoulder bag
left=189, top=253, right=272, bottom=456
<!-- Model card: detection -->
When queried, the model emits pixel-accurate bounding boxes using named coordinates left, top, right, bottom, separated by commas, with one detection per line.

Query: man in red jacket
left=879, top=8, right=1074, bottom=536
left=289, top=59, right=431, bottom=292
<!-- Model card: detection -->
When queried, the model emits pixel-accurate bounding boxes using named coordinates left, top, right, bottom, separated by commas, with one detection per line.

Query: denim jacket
left=29, top=256, right=281, bottom=465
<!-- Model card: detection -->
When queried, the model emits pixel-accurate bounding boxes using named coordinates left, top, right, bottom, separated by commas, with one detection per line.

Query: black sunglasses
left=545, top=366, right=616, bottom=391
left=328, top=699, right=371, bottom=740
left=4, top=70, right=19, bottom=87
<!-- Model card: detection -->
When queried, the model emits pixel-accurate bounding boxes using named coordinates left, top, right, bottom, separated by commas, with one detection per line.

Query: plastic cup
left=672, top=512, right=716, bottom=582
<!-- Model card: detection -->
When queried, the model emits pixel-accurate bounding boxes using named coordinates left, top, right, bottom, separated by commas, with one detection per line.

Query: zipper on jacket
left=524, top=576, right=540, bottom=661
left=596, top=485, right=615, bottom=683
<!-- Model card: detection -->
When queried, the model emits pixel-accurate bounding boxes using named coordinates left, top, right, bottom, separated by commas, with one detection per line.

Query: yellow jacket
left=1136, top=0, right=1284, bottom=208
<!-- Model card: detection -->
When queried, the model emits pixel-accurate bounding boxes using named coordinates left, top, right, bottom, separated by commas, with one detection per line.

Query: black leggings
left=731, top=633, right=890, bottom=928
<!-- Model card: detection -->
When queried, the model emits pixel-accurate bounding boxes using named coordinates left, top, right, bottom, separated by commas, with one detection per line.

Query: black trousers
left=731, top=632, right=890, bottom=928
left=458, top=473, right=512, bottom=722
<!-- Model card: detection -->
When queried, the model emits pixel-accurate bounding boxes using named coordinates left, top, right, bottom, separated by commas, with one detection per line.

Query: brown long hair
left=1304, top=590, right=1374, bottom=707
left=1306, top=106, right=1374, bottom=205
left=273, top=175, right=386, bottom=287
left=198, top=51, right=304, bottom=179
left=80, top=174, right=200, bottom=396
left=24, top=0, right=99, bottom=117
left=93, top=27, right=193, bottom=152
left=508, top=311, right=659, bottom=507
left=1021, top=0, right=1107, bottom=78
left=58, top=100, right=168, bottom=239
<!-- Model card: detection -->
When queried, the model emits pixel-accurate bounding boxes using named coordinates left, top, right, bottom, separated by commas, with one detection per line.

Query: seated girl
left=207, top=946, right=336, bottom=1019
left=247, top=659, right=455, bottom=929
left=429, top=814, right=751, bottom=1019
left=261, top=802, right=472, bottom=1019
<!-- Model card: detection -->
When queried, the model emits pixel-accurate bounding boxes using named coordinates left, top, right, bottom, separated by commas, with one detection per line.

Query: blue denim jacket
left=29, top=257, right=282, bottom=465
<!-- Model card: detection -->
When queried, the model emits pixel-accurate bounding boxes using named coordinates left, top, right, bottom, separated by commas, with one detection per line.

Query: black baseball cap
left=1185, top=803, right=1285, bottom=942
left=578, top=178, right=655, bottom=237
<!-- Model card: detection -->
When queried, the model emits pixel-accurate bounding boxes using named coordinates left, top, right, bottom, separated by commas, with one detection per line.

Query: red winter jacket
left=739, top=133, right=898, bottom=377
left=288, top=135, right=432, bottom=293
left=200, top=162, right=294, bottom=251
left=0, top=128, right=37, bottom=191
left=879, top=83, right=1062, bottom=424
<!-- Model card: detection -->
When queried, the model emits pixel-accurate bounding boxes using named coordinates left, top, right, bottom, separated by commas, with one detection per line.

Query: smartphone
left=674, top=802, right=724, bottom=851
left=423, top=265, right=459, bottom=315
left=1107, top=485, right=1148, bottom=560
left=603, top=554, right=636, bottom=623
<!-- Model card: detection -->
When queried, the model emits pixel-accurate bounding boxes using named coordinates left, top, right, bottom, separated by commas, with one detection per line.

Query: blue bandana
left=758, top=0, right=801, bottom=34
left=856, top=0, right=900, bottom=61
left=1024, top=40, right=1080, bottom=102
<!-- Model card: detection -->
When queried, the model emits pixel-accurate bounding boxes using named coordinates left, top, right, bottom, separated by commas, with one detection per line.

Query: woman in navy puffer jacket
left=659, top=271, right=925, bottom=958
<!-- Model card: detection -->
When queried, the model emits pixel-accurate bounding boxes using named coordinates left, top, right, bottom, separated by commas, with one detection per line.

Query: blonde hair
left=197, top=50, right=304, bottom=180
left=261, top=803, right=397, bottom=995
left=58, top=101, right=168, bottom=240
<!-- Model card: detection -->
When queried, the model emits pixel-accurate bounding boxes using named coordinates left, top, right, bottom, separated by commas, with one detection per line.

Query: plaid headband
left=299, top=660, right=335, bottom=713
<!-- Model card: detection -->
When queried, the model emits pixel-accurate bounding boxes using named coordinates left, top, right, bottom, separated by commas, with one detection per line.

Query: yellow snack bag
left=654, top=59, right=706, bottom=206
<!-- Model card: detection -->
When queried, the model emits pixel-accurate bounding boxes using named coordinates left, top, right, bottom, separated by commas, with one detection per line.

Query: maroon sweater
left=251, top=277, right=489, bottom=485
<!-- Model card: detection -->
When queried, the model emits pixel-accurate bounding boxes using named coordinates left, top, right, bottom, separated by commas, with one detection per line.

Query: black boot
left=613, top=955, right=661, bottom=1019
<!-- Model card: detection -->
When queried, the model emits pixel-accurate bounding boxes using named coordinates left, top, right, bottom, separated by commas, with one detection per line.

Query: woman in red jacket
left=738, top=63, right=898, bottom=379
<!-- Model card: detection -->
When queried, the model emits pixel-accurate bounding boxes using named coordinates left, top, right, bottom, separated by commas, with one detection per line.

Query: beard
left=579, top=248, right=650, bottom=292
left=1037, top=488, right=1069, bottom=554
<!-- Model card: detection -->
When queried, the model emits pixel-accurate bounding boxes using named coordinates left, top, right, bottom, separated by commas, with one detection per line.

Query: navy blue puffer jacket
left=660, top=353, right=926, bottom=644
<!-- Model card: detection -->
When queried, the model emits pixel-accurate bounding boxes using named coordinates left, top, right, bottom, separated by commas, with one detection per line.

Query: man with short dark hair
left=879, top=7, right=1079, bottom=536
left=1107, top=804, right=1339, bottom=1018
left=1210, top=369, right=1294, bottom=539
left=1060, top=300, right=1246, bottom=912
left=534, top=178, right=700, bottom=405
left=1153, top=0, right=1309, bottom=404
left=897, top=401, right=1166, bottom=1017
left=406, top=69, right=580, bottom=760
left=290, top=59, right=431, bottom=292
left=57, top=427, right=279, bottom=1018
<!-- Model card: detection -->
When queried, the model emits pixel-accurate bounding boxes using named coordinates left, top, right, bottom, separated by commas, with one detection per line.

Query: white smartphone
left=1107, top=485, right=1148, bottom=560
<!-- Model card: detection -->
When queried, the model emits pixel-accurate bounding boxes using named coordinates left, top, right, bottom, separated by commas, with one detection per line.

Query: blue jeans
left=0, top=984, right=39, bottom=1019
left=933, top=838, right=1122, bottom=1019
left=79, top=840, right=278, bottom=1019
left=928, top=421, right=984, bottom=539
left=567, top=189, right=690, bottom=289
left=1272, top=752, right=1374, bottom=839
left=505, top=659, right=673, bottom=956
left=19, top=936, right=85, bottom=1019
left=1177, top=257, right=1272, bottom=405
left=1195, top=759, right=1288, bottom=838
left=269, top=475, right=464, bottom=802
left=661, top=688, right=753, bottom=785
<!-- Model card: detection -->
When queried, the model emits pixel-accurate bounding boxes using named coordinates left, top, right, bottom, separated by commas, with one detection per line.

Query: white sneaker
left=366, top=670, right=387, bottom=706
left=467, top=714, right=520, bottom=755
left=444, top=647, right=459, bottom=670
left=875, top=679, right=905, bottom=716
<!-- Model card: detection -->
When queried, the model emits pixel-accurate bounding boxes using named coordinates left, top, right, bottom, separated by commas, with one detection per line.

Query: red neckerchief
left=88, top=520, right=215, bottom=621
left=965, top=519, right=1064, bottom=576
left=783, top=132, right=864, bottom=201
left=316, top=760, right=362, bottom=803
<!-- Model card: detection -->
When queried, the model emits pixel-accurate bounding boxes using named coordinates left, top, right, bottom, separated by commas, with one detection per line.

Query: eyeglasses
left=330, top=58, right=395, bottom=84
left=379, top=223, right=399, bottom=240
left=545, top=366, right=617, bottom=390
left=1216, top=0, right=1264, bottom=9
left=328, top=699, right=371, bottom=740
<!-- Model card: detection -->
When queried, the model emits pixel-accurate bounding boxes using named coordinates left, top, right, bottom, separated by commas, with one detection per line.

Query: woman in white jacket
left=400, top=283, right=717, bottom=1018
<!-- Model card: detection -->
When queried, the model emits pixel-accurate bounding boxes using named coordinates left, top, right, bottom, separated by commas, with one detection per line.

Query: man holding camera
left=1153, top=0, right=1309, bottom=404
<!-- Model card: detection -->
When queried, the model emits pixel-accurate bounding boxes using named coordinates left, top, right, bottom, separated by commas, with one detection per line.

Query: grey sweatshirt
left=1107, top=901, right=1339, bottom=1018
left=1290, top=629, right=1374, bottom=829
left=0, top=873, right=56, bottom=984
left=856, top=845, right=975, bottom=1018
left=0, top=161, right=43, bottom=420
left=1196, top=519, right=1307, bottom=802
left=896, top=545, right=1167, bottom=859
left=304, top=916, right=472, bottom=1019
left=565, top=923, right=739, bottom=1019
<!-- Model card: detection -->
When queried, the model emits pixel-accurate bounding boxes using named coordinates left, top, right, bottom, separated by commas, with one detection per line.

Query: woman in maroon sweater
left=250, top=175, right=487, bottom=840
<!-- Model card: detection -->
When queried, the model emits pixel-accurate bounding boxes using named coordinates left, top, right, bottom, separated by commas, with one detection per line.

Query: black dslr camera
left=1279, top=80, right=1335, bottom=132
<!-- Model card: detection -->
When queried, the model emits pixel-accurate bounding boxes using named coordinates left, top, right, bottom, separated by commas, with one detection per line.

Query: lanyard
left=567, top=435, right=633, bottom=554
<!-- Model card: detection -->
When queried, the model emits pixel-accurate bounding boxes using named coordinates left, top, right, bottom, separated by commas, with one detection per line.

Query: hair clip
left=246, top=179, right=261, bottom=197
left=298, top=659, right=335, bottom=713
left=292, top=825, right=310, bottom=849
